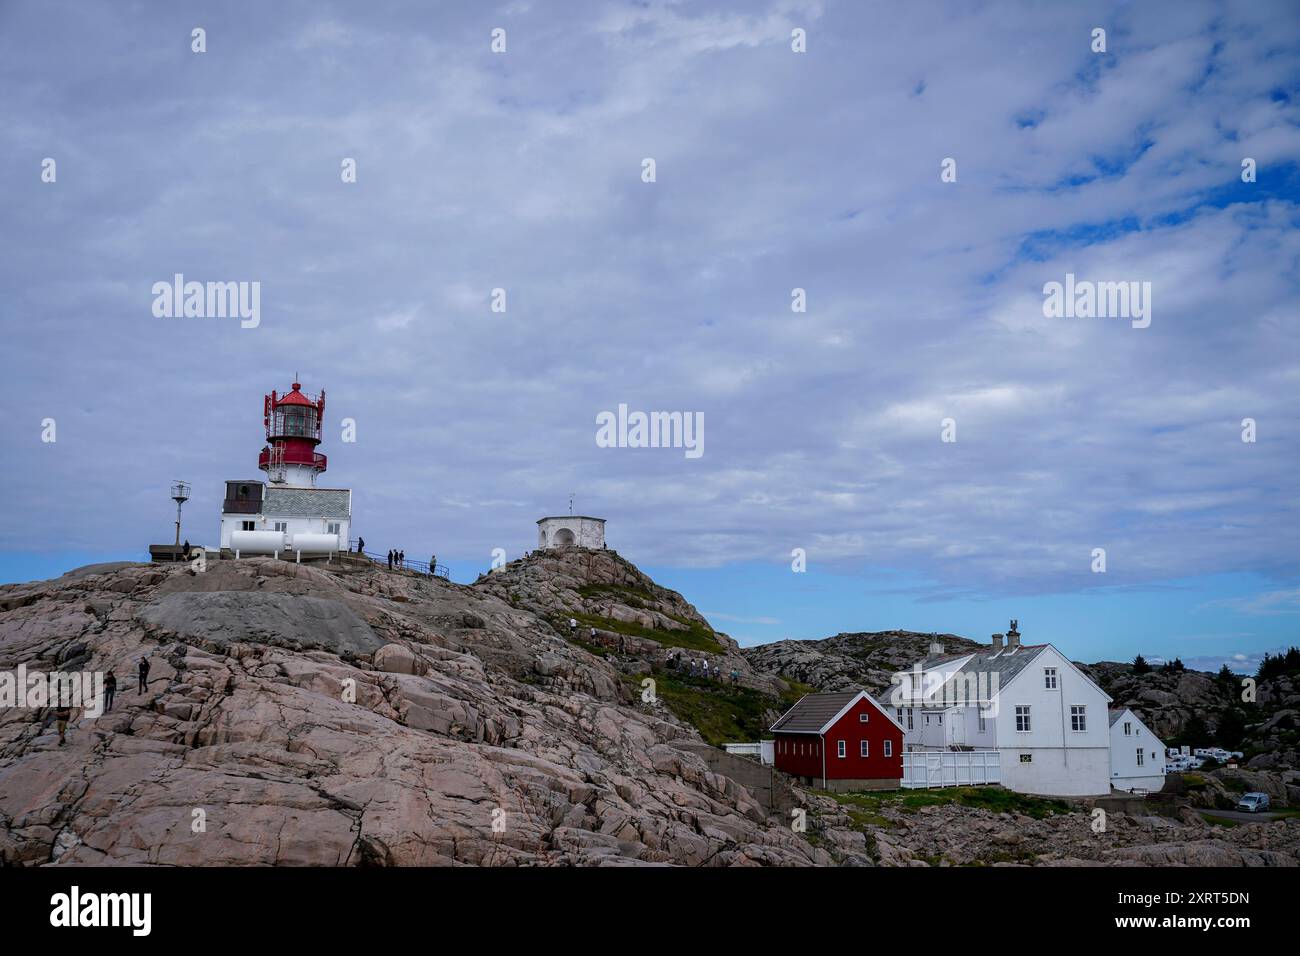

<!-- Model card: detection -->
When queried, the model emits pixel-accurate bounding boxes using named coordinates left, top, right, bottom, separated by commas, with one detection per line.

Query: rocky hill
left=3, top=552, right=1297, bottom=867
left=742, top=630, right=980, bottom=698
left=0, top=555, right=826, bottom=866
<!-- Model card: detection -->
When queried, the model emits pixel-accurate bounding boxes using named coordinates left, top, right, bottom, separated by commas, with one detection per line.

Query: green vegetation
left=821, top=786, right=1075, bottom=820
left=778, top=676, right=818, bottom=704
left=571, top=609, right=721, bottom=652
left=623, top=672, right=780, bottom=747
left=1257, top=646, right=1300, bottom=681
left=576, top=582, right=658, bottom=607
left=1202, top=814, right=1242, bottom=828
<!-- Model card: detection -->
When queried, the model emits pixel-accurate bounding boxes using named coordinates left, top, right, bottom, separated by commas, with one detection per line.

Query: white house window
left=859, top=740, right=869, bottom=757
left=978, top=710, right=987, bottom=733
left=883, top=740, right=893, bottom=757
left=907, top=708, right=914, bottom=730
left=859, top=713, right=869, bottom=723
left=1070, top=706, right=1087, bottom=732
left=937, top=714, right=943, bottom=725
left=327, top=522, right=340, bottom=535
left=1019, top=753, right=1033, bottom=763
left=1124, top=721, right=1132, bottom=736
left=274, top=521, right=288, bottom=533
left=1136, top=749, right=1145, bottom=767
left=1015, top=706, right=1031, bottom=732
left=1044, top=667, right=1058, bottom=690
left=925, top=715, right=930, bottom=725
left=896, top=708, right=903, bottom=722
left=837, top=740, right=846, bottom=758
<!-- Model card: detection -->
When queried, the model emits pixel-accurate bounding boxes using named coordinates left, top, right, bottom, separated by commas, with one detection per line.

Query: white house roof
left=906, top=642, right=1111, bottom=706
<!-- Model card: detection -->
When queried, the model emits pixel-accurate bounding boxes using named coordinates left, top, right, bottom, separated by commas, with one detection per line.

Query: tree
left=1132, top=654, right=1152, bottom=674
left=1215, top=707, right=1248, bottom=749
left=1176, top=712, right=1210, bottom=749
left=1217, top=664, right=1236, bottom=686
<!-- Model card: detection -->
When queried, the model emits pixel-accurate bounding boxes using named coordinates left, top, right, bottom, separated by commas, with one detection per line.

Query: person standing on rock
left=618, top=634, right=626, bottom=655
left=357, top=536, right=364, bottom=555
left=569, top=618, right=577, bottom=638
left=104, top=670, right=116, bottom=712
left=387, top=550, right=393, bottom=570
left=137, top=657, right=150, bottom=695
left=430, top=555, right=436, bottom=576
left=398, top=550, right=405, bottom=569
left=54, top=700, right=72, bottom=746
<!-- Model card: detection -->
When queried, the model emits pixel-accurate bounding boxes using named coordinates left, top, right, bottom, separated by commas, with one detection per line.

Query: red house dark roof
left=770, top=690, right=904, bottom=735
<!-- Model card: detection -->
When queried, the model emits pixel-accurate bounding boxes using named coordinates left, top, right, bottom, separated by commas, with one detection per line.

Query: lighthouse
left=258, top=381, right=327, bottom=488
left=218, top=380, right=352, bottom=556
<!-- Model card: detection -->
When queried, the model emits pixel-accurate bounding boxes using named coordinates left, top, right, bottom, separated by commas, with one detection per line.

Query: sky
left=1, top=0, right=1297, bottom=672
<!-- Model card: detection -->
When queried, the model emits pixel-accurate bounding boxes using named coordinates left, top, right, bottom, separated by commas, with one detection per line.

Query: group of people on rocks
left=382, top=548, right=439, bottom=577
left=665, top=651, right=741, bottom=685
left=50, top=655, right=151, bottom=748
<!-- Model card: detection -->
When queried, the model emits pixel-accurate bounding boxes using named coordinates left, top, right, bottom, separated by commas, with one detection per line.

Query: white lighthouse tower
left=218, top=380, right=352, bottom=556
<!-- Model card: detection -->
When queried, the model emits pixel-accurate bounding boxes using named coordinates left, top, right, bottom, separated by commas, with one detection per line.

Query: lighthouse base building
left=219, top=481, right=351, bottom=553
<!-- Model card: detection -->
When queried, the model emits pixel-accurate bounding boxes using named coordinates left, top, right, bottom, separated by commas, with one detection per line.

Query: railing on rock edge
left=347, top=547, right=449, bottom=580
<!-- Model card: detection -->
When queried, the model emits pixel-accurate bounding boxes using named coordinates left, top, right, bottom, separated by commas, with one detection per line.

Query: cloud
left=0, top=0, right=1296, bottom=609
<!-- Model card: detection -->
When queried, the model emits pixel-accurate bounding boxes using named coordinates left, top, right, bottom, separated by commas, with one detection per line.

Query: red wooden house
left=770, top=690, right=904, bottom=791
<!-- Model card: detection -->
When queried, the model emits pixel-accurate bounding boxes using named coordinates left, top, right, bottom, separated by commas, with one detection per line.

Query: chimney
left=928, top=640, right=944, bottom=656
left=1006, top=618, right=1021, bottom=649
left=991, top=633, right=1004, bottom=651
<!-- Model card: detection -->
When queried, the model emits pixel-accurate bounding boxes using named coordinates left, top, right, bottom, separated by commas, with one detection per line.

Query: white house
left=891, top=623, right=1112, bottom=796
left=1109, top=708, right=1166, bottom=793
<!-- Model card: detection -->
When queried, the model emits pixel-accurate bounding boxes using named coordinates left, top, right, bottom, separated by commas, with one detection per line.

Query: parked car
left=1236, top=792, right=1271, bottom=813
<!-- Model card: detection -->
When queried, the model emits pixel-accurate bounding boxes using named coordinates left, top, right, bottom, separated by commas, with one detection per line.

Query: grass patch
left=821, top=786, right=1074, bottom=820
left=1203, top=814, right=1242, bottom=828
left=572, top=610, right=722, bottom=653
left=576, top=582, right=658, bottom=607
left=624, top=672, right=782, bottom=747
left=778, top=676, right=818, bottom=706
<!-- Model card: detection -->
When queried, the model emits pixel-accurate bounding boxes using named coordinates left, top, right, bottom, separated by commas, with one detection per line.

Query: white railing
left=901, top=750, right=1001, bottom=789
left=723, top=741, right=775, bottom=766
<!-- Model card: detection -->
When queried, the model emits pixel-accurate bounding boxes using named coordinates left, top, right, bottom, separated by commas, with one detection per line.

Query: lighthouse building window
left=241, top=521, right=255, bottom=531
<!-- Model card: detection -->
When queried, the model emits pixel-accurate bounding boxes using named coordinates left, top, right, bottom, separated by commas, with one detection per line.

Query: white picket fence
left=901, top=750, right=1001, bottom=789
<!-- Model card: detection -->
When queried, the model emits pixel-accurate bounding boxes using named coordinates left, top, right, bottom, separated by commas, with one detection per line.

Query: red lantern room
left=257, top=381, right=328, bottom=487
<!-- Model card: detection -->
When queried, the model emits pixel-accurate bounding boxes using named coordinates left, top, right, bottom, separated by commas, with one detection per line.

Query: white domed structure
left=537, top=515, right=605, bottom=550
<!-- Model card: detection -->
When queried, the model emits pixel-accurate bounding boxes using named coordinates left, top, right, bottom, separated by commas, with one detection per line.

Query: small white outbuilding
left=1108, top=707, right=1166, bottom=793
left=536, top=515, right=605, bottom=550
